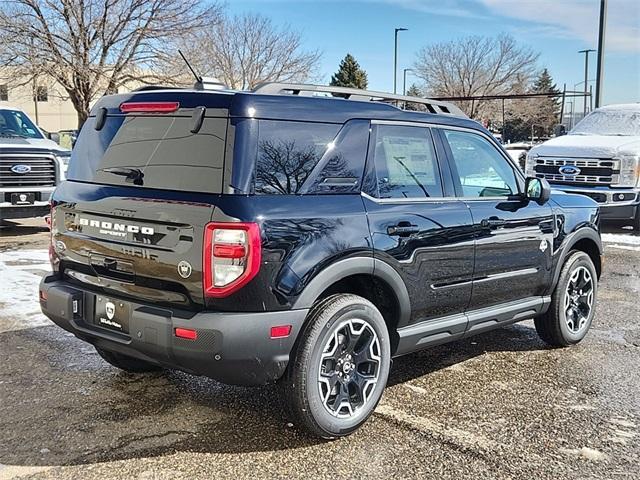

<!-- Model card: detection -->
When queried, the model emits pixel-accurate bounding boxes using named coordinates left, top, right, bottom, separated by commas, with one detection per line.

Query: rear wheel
left=535, top=251, right=598, bottom=346
left=283, top=294, right=391, bottom=439
left=633, top=207, right=640, bottom=232
left=95, top=347, right=162, bottom=373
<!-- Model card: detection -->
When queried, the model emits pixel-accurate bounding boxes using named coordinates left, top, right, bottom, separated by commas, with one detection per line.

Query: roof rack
left=252, top=83, right=467, bottom=118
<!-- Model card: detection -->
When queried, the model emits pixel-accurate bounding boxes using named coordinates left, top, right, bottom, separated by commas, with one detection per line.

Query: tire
left=633, top=208, right=640, bottom=232
left=283, top=294, right=391, bottom=439
left=535, top=251, right=598, bottom=347
left=95, top=347, right=162, bottom=373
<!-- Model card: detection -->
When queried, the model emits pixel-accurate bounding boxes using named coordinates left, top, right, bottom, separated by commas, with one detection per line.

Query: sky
left=227, top=0, right=640, bottom=107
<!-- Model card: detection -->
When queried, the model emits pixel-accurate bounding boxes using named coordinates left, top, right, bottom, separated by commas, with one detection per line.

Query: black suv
left=40, top=83, right=603, bottom=438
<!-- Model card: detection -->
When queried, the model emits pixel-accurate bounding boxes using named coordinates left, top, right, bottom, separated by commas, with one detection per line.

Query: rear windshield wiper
left=98, top=167, right=144, bottom=185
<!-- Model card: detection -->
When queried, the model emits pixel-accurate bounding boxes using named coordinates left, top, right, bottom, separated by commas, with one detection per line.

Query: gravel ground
left=1, top=218, right=639, bottom=480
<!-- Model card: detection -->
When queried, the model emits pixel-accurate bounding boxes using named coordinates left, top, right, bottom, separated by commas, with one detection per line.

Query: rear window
left=68, top=113, right=228, bottom=193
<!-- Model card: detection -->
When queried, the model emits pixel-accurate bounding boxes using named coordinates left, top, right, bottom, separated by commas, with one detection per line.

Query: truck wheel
left=633, top=208, right=640, bottom=232
left=535, top=251, right=598, bottom=347
left=95, top=347, right=162, bottom=373
left=283, top=294, right=391, bottom=439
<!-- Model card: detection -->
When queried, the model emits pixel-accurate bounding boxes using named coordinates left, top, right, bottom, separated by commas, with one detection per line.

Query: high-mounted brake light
left=119, top=102, right=180, bottom=113
left=203, top=222, right=261, bottom=298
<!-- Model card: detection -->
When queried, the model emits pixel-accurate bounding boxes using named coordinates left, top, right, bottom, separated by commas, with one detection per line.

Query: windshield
left=0, top=109, right=44, bottom=139
left=570, top=110, right=640, bottom=136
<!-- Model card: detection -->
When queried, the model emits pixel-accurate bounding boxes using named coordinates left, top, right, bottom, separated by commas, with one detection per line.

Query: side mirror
left=525, top=177, right=551, bottom=205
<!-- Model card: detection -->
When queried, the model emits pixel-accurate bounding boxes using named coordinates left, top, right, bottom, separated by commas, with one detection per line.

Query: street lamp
left=393, top=28, right=408, bottom=94
left=578, top=49, right=595, bottom=117
left=403, top=68, right=414, bottom=95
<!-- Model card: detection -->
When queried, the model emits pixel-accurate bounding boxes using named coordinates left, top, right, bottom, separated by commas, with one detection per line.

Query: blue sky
left=227, top=0, right=639, bottom=106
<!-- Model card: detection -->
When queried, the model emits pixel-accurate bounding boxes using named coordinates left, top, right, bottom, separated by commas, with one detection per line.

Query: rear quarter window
left=254, top=120, right=341, bottom=194
left=68, top=113, right=228, bottom=193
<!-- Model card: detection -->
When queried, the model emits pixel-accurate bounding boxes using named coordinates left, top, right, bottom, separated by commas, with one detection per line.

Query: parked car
left=40, top=83, right=602, bottom=438
left=526, top=103, right=640, bottom=230
left=0, top=107, right=70, bottom=221
left=504, top=142, right=533, bottom=171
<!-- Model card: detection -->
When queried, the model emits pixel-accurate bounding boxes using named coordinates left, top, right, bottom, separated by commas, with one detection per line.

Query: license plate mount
left=94, top=296, right=130, bottom=333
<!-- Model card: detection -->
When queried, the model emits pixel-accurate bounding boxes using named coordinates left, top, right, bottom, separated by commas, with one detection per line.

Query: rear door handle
left=387, top=223, right=420, bottom=236
left=480, top=217, right=506, bottom=229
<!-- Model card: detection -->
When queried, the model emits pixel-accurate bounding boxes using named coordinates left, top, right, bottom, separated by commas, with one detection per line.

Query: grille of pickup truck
left=533, top=157, right=619, bottom=185
left=0, top=155, right=56, bottom=188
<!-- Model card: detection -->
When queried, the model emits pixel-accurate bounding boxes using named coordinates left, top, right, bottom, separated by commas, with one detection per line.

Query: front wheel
left=283, top=294, right=391, bottom=439
left=535, top=251, right=598, bottom=346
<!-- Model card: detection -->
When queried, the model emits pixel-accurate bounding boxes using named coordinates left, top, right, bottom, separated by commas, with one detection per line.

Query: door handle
left=480, top=217, right=506, bottom=229
left=387, top=223, right=420, bottom=236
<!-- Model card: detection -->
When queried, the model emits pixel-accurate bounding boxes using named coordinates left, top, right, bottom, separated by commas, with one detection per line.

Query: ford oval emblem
left=10, top=164, right=32, bottom=174
left=559, top=165, right=581, bottom=175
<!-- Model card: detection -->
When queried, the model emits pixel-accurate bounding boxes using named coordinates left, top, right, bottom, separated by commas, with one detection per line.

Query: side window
left=443, top=130, right=518, bottom=198
left=254, top=120, right=340, bottom=194
left=372, top=124, right=443, bottom=199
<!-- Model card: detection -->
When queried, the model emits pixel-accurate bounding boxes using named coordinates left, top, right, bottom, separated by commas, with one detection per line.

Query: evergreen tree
left=330, top=54, right=368, bottom=89
left=404, top=83, right=425, bottom=111
left=531, top=68, right=560, bottom=137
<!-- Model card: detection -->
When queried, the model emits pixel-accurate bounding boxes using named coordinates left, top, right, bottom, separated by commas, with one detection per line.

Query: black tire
left=283, top=294, right=391, bottom=439
left=535, top=251, right=598, bottom=347
left=95, top=347, right=162, bottom=373
left=633, top=208, right=640, bottom=232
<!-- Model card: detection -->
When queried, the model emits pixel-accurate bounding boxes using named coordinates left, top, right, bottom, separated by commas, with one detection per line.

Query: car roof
left=92, top=88, right=481, bottom=131
left=596, top=103, right=639, bottom=112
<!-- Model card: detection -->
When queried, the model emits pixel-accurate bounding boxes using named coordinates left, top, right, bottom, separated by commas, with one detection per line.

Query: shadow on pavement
left=0, top=319, right=548, bottom=467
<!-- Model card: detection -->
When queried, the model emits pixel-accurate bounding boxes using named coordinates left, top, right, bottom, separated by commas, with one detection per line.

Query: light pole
left=578, top=49, right=595, bottom=117
left=403, top=68, right=413, bottom=95
left=393, top=28, right=408, bottom=94
left=595, top=0, right=607, bottom=107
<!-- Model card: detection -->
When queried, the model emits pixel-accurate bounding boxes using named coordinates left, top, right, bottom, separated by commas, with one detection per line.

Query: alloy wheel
left=564, top=266, right=594, bottom=334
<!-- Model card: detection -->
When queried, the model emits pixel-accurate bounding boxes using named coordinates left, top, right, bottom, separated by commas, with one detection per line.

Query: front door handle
left=480, top=217, right=507, bottom=229
left=387, top=222, right=420, bottom=236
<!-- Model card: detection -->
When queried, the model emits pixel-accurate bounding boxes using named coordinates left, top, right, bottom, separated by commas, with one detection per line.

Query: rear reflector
left=39, top=290, right=47, bottom=301
left=270, top=325, right=292, bottom=339
left=175, top=327, right=197, bottom=340
left=120, top=102, right=180, bottom=113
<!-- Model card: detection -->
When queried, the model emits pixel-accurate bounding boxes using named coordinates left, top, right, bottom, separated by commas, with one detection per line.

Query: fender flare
left=292, top=257, right=411, bottom=327
left=551, top=226, right=603, bottom=290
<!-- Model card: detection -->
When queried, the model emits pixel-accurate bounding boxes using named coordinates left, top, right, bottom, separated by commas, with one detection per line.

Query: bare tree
left=179, top=13, right=321, bottom=90
left=0, top=0, right=222, bottom=128
left=413, top=34, right=539, bottom=118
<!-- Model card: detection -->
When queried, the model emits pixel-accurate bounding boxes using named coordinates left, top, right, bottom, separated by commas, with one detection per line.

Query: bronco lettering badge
left=78, top=217, right=154, bottom=237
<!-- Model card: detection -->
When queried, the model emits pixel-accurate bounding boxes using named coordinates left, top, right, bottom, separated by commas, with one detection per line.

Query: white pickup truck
left=526, top=104, right=640, bottom=231
left=0, top=107, right=70, bottom=222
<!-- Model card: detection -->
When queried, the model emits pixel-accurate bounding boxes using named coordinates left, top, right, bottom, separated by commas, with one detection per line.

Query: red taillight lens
left=203, top=222, right=261, bottom=298
left=48, top=202, right=60, bottom=270
left=119, top=102, right=180, bottom=113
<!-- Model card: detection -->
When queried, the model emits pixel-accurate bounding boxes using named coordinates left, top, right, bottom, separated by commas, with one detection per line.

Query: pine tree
left=404, top=83, right=424, bottom=111
left=330, top=54, right=368, bottom=89
left=532, top=68, right=560, bottom=137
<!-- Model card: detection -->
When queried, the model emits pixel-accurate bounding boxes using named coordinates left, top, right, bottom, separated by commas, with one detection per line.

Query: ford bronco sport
left=40, top=83, right=603, bottom=438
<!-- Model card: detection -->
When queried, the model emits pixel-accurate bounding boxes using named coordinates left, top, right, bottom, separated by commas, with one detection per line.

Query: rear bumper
left=39, top=276, right=308, bottom=386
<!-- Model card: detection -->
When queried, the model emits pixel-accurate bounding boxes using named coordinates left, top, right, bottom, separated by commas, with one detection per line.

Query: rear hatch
left=52, top=91, right=232, bottom=311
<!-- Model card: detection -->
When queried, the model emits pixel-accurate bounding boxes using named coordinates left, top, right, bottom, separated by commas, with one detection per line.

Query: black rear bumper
left=39, top=275, right=308, bottom=386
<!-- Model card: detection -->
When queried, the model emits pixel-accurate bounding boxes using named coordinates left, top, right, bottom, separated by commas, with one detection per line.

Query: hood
left=0, top=136, right=68, bottom=153
left=530, top=134, right=640, bottom=158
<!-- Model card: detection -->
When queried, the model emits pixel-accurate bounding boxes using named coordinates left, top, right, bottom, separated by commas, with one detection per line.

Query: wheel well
left=317, top=274, right=401, bottom=352
left=571, top=238, right=602, bottom=278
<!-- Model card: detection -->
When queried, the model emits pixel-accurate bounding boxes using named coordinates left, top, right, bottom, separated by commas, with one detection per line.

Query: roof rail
left=252, top=83, right=467, bottom=118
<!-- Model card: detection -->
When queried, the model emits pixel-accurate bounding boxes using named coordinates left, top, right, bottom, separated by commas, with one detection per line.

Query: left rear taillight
left=203, top=222, right=261, bottom=298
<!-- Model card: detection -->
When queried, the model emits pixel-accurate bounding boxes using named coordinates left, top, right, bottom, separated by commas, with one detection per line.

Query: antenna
left=178, top=50, right=202, bottom=83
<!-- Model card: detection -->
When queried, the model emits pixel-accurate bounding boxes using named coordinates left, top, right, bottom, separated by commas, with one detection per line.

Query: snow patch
left=601, top=233, right=640, bottom=246
left=0, top=249, right=52, bottom=332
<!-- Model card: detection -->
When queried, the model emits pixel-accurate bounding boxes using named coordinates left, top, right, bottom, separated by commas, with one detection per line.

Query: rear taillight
left=119, top=102, right=180, bottom=113
left=48, top=202, right=60, bottom=271
left=203, top=222, right=261, bottom=297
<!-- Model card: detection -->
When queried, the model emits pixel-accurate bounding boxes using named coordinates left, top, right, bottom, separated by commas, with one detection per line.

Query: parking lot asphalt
left=1, top=218, right=639, bottom=480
